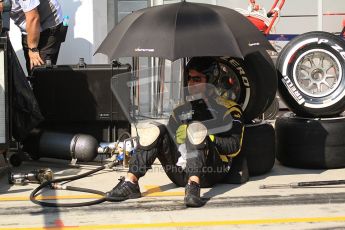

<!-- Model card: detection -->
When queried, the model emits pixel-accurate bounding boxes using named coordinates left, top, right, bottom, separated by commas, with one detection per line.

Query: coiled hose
left=30, top=164, right=113, bottom=207
left=30, top=132, right=133, bottom=207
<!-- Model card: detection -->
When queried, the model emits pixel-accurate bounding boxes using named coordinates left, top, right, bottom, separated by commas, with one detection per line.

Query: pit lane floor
left=2, top=155, right=345, bottom=230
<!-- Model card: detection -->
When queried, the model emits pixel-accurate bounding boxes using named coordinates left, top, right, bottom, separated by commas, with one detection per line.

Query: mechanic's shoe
left=106, top=177, right=141, bottom=201
left=223, top=156, right=249, bottom=184
left=184, top=181, right=204, bottom=207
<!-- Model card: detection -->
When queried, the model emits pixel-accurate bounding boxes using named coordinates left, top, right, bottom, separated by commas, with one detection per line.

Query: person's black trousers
left=128, top=126, right=229, bottom=188
left=21, top=23, right=63, bottom=74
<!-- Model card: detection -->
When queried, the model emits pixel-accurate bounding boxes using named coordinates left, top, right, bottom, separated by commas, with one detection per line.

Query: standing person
left=107, top=57, right=248, bottom=207
left=6, top=0, right=66, bottom=74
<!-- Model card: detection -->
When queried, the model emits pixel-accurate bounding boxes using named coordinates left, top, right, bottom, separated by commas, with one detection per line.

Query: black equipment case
left=30, top=61, right=132, bottom=142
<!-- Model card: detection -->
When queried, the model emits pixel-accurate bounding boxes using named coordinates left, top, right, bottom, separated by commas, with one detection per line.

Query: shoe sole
left=184, top=197, right=204, bottom=207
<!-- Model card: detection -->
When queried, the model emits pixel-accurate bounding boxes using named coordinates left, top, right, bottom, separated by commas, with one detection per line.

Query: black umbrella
left=96, top=1, right=275, bottom=61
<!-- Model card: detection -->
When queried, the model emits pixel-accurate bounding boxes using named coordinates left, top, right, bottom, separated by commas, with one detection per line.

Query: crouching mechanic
left=107, top=57, right=248, bottom=207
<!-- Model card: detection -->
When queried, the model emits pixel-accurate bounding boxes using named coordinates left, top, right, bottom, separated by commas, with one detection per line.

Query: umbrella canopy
left=96, top=1, right=275, bottom=61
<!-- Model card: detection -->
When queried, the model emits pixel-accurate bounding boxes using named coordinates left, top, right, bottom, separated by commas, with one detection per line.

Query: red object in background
left=249, top=0, right=260, bottom=11
left=246, top=0, right=286, bottom=35
left=228, top=77, right=234, bottom=85
left=247, top=16, right=268, bottom=32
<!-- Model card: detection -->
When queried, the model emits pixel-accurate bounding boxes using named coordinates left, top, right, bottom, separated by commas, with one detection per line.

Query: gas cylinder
left=23, top=130, right=98, bottom=162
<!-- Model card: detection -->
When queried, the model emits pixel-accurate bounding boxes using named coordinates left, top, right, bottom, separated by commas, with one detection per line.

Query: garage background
left=8, top=0, right=345, bottom=69
left=7, top=0, right=345, bottom=118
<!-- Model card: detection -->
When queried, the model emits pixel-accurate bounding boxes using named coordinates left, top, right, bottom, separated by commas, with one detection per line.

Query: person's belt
left=40, top=23, right=63, bottom=36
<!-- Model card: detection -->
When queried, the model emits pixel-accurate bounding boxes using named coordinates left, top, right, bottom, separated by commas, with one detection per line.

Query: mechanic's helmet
left=186, top=57, right=220, bottom=84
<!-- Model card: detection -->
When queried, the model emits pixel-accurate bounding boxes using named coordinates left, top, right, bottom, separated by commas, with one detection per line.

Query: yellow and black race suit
left=128, top=96, right=244, bottom=188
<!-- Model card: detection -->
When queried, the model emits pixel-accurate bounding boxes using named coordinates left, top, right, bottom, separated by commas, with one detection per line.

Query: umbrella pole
left=158, top=58, right=165, bottom=116
left=153, top=58, right=159, bottom=117
left=179, top=58, right=187, bottom=104
left=149, top=57, right=155, bottom=116
left=132, top=57, right=140, bottom=116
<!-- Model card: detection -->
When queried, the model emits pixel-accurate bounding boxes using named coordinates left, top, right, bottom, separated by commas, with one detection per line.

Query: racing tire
left=276, top=112, right=345, bottom=169
left=219, top=51, right=277, bottom=123
left=276, top=31, right=345, bottom=117
left=241, top=120, right=276, bottom=176
left=262, top=96, right=279, bottom=120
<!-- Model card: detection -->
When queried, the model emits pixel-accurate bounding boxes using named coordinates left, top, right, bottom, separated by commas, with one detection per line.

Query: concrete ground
left=1, top=153, right=345, bottom=230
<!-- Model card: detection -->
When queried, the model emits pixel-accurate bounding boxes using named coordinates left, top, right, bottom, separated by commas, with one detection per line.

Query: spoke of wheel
left=325, top=73, right=336, bottom=79
left=305, top=81, right=314, bottom=90
left=299, top=74, right=310, bottom=80
left=321, top=80, right=332, bottom=89
left=320, top=56, right=325, bottom=68
left=309, top=54, right=317, bottom=67
left=299, top=64, right=311, bottom=72
left=326, top=65, right=335, bottom=73
left=316, top=82, right=322, bottom=92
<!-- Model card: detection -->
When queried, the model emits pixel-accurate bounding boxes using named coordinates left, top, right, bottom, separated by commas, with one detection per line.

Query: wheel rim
left=293, top=48, right=342, bottom=98
left=216, top=62, right=242, bottom=102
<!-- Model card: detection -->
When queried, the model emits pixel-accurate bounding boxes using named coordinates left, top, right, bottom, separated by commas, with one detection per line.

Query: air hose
left=30, top=162, right=116, bottom=207
left=30, top=132, right=135, bottom=207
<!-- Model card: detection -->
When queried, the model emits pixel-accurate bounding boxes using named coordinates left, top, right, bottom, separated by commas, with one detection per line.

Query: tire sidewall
left=242, top=120, right=276, bottom=176
left=219, top=52, right=277, bottom=122
left=276, top=112, right=345, bottom=169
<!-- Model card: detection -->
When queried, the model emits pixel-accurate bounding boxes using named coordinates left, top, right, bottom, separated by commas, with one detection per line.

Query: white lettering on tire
left=281, top=75, right=305, bottom=105
left=229, top=59, right=250, bottom=109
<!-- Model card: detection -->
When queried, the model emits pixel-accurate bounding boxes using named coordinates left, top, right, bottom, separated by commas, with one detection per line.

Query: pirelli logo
left=281, top=76, right=305, bottom=105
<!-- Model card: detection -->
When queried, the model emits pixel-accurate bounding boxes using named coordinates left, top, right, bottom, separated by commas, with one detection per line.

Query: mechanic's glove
left=209, top=135, right=215, bottom=142
left=176, top=124, right=188, bottom=144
